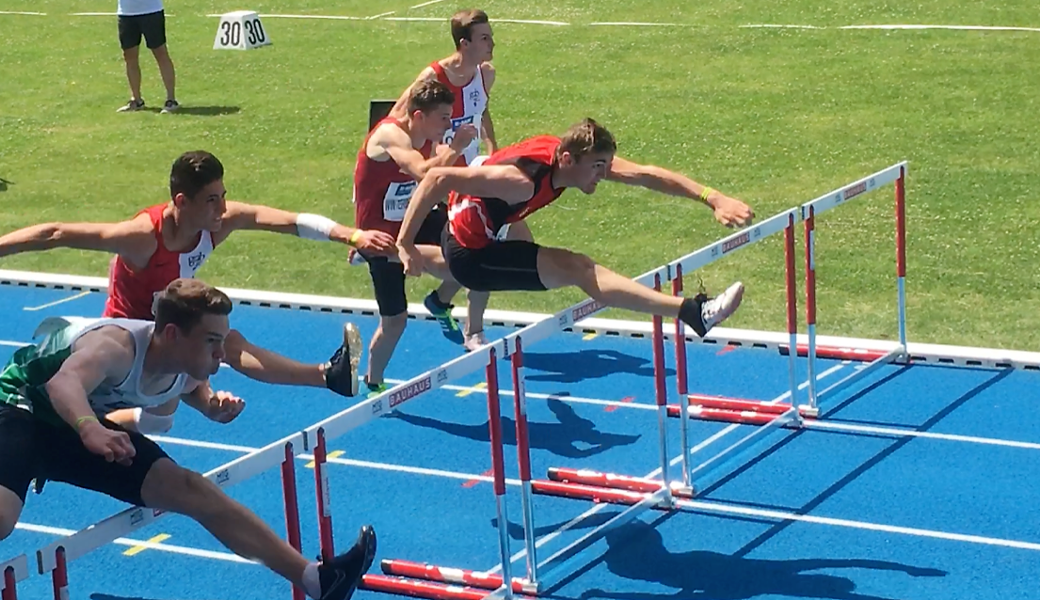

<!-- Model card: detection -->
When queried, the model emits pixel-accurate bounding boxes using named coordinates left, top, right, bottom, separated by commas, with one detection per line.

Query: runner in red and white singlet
left=390, top=9, right=497, bottom=167
left=105, top=203, right=214, bottom=319
left=351, top=79, right=485, bottom=392
left=396, top=118, right=757, bottom=339
left=0, top=150, right=395, bottom=397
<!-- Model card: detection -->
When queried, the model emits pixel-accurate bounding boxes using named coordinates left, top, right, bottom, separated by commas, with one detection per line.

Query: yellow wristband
left=75, top=415, right=99, bottom=430
left=700, top=187, right=715, bottom=203
left=349, top=229, right=363, bottom=246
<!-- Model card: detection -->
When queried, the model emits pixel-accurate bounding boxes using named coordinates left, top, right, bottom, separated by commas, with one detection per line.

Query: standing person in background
left=116, top=0, right=179, bottom=113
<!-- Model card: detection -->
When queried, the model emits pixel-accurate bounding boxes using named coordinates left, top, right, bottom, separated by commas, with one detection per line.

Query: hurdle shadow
left=390, top=398, right=641, bottom=459
left=0, top=177, right=12, bottom=192
left=695, top=368, right=1012, bottom=555
left=564, top=519, right=944, bottom=600
left=522, top=349, right=674, bottom=384
left=492, top=510, right=625, bottom=541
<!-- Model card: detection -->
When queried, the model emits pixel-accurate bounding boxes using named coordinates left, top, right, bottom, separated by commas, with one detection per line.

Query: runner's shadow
left=573, top=520, right=945, bottom=600
left=390, top=398, right=640, bottom=458
left=522, top=350, right=673, bottom=383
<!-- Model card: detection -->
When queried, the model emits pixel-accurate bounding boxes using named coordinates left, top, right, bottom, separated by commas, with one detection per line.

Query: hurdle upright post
left=670, top=265, right=691, bottom=490
left=510, top=336, right=538, bottom=585
left=2, top=565, right=17, bottom=600
left=803, top=205, right=818, bottom=410
left=895, top=165, right=908, bottom=349
left=485, top=347, right=513, bottom=600
left=281, top=442, right=306, bottom=600
left=784, top=213, right=800, bottom=411
left=49, top=547, right=67, bottom=600
left=651, top=274, right=672, bottom=499
left=313, top=428, right=335, bottom=560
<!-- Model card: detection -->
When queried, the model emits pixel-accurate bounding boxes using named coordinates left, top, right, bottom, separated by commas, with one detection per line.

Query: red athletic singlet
left=353, top=117, right=434, bottom=239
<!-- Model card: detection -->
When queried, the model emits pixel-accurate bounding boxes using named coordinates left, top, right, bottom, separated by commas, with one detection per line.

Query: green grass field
left=2, top=1, right=1039, bottom=349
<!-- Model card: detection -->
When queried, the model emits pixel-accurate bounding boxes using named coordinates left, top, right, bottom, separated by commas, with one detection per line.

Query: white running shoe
left=699, top=281, right=744, bottom=333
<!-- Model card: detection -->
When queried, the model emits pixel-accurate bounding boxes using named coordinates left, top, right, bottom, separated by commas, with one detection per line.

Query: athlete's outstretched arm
left=0, top=214, right=156, bottom=267
left=396, top=165, right=534, bottom=276
left=219, top=201, right=395, bottom=254
left=606, top=156, right=754, bottom=228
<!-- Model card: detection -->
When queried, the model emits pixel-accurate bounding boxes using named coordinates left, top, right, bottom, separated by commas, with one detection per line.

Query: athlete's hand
left=398, top=243, right=424, bottom=277
left=206, top=390, right=245, bottom=424
left=450, top=124, right=479, bottom=152
left=352, top=229, right=396, bottom=255
left=708, top=193, right=755, bottom=228
left=79, top=419, right=136, bottom=466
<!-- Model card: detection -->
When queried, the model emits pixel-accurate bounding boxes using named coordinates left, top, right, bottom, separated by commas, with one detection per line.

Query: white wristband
left=295, top=213, right=337, bottom=241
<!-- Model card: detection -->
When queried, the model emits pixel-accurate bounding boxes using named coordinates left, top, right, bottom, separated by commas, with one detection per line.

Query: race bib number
left=443, top=115, right=477, bottom=148
left=383, top=180, right=417, bottom=221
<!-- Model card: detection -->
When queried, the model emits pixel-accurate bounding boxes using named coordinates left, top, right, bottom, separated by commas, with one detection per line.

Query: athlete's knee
left=375, top=314, right=408, bottom=338
left=0, top=488, right=24, bottom=540
left=558, top=250, right=597, bottom=284
left=145, top=461, right=223, bottom=520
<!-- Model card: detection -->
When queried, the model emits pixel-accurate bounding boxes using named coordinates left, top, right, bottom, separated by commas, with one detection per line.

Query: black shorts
left=118, top=10, right=167, bottom=50
left=363, top=207, right=448, bottom=317
left=442, top=227, right=547, bottom=292
left=0, top=404, right=171, bottom=506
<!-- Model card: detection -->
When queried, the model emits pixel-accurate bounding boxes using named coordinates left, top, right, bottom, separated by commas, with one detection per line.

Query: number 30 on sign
left=213, top=10, right=272, bottom=50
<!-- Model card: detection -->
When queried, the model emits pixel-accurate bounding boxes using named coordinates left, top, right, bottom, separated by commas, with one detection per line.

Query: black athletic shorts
left=0, top=404, right=171, bottom=505
left=441, top=226, right=547, bottom=292
left=362, top=207, right=448, bottom=317
left=118, top=10, right=167, bottom=50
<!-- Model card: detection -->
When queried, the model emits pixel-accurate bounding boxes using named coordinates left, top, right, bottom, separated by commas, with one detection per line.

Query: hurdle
left=361, top=169, right=852, bottom=598
left=492, top=162, right=911, bottom=594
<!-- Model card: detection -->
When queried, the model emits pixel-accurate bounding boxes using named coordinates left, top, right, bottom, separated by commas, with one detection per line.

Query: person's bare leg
left=536, top=246, right=743, bottom=335
left=537, top=247, right=684, bottom=316
left=122, top=45, right=142, bottom=102
left=0, top=486, right=24, bottom=542
left=366, top=314, right=406, bottom=386
left=150, top=44, right=176, bottom=102
left=223, top=329, right=324, bottom=387
left=141, top=458, right=308, bottom=586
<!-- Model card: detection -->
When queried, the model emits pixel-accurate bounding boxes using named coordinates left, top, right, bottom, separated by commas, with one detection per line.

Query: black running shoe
left=317, top=525, right=377, bottom=600
left=324, top=323, right=362, bottom=397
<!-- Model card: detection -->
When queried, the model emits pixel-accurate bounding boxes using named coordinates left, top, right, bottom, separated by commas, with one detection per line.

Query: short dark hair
left=557, top=118, right=617, bottom=162
left=154, top=278, right=233, bottom=334
left=407, top=79, right=456, bottom=114
left=450, top=9, right=489, bottom=49
left=170, top=151, right=224, bottom=199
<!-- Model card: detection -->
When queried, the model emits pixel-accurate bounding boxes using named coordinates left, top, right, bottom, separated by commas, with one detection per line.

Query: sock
left=303, top=561, right=321, bottom=599
left=678, top=297, right=708, bottom=337
left=428, top=290, right=451, bottom=310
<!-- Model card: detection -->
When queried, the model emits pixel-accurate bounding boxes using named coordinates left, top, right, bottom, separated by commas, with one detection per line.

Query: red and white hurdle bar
left=508, top=163, right=911, bottom=596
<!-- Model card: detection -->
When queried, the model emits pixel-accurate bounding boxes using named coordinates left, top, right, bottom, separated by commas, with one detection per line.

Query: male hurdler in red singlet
left=0, top=151, right=394, bottom=397
left=396, top=118, right=757, bottom=339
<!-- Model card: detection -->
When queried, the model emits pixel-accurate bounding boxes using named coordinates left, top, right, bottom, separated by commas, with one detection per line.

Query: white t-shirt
left=117, top=0, right=164, bottom=16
